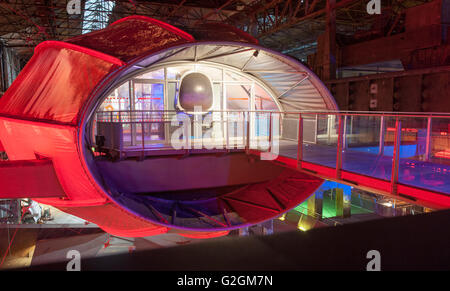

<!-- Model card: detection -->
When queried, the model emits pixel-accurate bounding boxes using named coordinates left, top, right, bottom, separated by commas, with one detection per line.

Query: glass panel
left=254, top=84, right=278, bottom=110
left=134, top=83, right=164, bottom=111
left=278, top=113, right=299, bottom=159
left=196, top=65, right=222, bottom=81
left=143, top=122, right=165, bottom=143
left=133, top=83, right=165, bottom=144
left=397, top=117, right=450, bottom=193
left=122, top=123, right=132, bottom=147
left=249, top=112, right=270, bottom=151
left=99, top=82, right=130, bottom=111
left=132, top=120, right=165, bottom=146
left=398, top=117, right=426, bottom=188
left=341, top=115, right=392, bottom=181
left=430, top=117, right=450, bottom=193
left=134, top=123, right=143, bottom=145
left=135, top=68, right=164, bottom=80
left=166, top=65, right=194, bottom=80
left=224, top=70, right=249, bottom=82
left=212, top=83, right=222, bottom=110
left=302, top=114, right=338, bottom=168
left=167, top=82, right=177, bottom=111
left=225, top=112, right=246, bottom=149
left=226, top=84, right=250, bottom=110
left=255, top=112, right=270, bottom=137
left=430, top=118, right=450, bottom=165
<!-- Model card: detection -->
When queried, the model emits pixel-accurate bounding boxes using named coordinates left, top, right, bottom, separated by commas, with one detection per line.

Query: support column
left=129, top=80, right=136, bottom=146
left=378, top=115, right=385, bottom=156
left=323, top=0, right=337, bottom=81
left=391, top=118, right=402, bottom=194
left=297, top=114, right=303, bottom=168
left=425, top=116, right=432, bottom=161
left=0, top=42, right=6, bottom=94
left=335, top=187, right=351, bottom=218
left=307, top=191, right=323, bottom=219
left=336, top=115, right=344, bottom=179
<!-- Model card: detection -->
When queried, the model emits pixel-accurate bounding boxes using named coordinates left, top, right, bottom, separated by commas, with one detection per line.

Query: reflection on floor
left=0, top=228, right=37, bottom=269
left=296, top=189, right=373, bottom=219
left=0, top=186, right=431, bottom=270
left=0, top=227, right=241, bottom=270
left=1, top=193, right=436, bottom=270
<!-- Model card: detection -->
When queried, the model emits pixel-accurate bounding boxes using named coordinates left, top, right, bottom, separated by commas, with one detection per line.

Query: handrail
left=96, top=109, right=450, bottom=119
left=93, top=109, right=450, bottom=201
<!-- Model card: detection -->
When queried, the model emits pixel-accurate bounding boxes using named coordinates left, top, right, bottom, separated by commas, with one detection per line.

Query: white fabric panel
left=134, top=43, right=337, bottom=112
left=244, top=52, right=294, bottom=72
left=161, top=46, right=196, bottom=64
left=257, top=72, right=306, bottom=94
left=197, top=46, right=257, bottom=71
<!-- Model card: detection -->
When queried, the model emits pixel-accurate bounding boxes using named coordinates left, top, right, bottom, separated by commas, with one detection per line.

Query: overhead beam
left=257, top=0, right=360, bottom=38
left=162, top=0, right=187, bottom=20
left=193, top=0, right=237, bottom=25
left=322, top=0, right=337, bottom=81
left=340, top=25, right=442, bottom=67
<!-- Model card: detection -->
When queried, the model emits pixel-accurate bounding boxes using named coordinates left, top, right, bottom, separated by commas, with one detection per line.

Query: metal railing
left=95, top=109, right=450, bottom=196
left=95, top=109, right=281, bottom=152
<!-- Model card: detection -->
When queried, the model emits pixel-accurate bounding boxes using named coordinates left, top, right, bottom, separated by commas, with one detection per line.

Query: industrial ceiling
left=0, top=0, right=433, bottom=60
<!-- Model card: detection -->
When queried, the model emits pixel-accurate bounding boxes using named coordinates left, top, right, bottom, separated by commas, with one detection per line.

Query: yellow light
left=278, top=214, right=286, bottom=221
left=298, top=226, right=307, bottom=231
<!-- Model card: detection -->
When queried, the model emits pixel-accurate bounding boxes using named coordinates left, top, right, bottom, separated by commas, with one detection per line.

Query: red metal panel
left=66, top=15, right=194, bottom=62
left=247, top=149, right=298, bottom=168
left=57, top=203, right=168, bottom=238
left=187, top=22, right=259, bottom=44
left=0, top=42, right=118, bottom=124
left=272, top=154, right=298, bottom=168
left=301, top=161, right=336, bottom=177
left=0, top=16, right=282, bottom=238
left=220, top=169, right=323, bottom=224
left=178, top=231, right=230, bottom=239
left=0, top=159, right=66, bottom=199
left=265, top=152, right=450, bottom=209
left=397, top=184, right=450, bottom=209
left=0, top=117, right=107, bottom=207
left=340, top=170, right=391, bottom=193
left=405, top=0, right=442, bottom=31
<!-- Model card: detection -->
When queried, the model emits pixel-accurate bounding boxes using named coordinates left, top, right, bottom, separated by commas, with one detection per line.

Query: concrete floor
left=41, top=205, right=90, bottom=225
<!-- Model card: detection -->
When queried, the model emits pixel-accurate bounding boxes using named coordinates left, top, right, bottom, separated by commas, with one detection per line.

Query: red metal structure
left=0, top=16, right=326, bottom=238
left=0, top=15, right=448, bottom=239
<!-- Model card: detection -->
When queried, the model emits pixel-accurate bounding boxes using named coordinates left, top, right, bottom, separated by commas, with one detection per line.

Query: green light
left=294, top=194, right=372, bottom=218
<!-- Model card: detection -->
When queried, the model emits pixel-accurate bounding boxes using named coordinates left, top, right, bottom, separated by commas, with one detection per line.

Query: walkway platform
left=93, top=110, right=450, bottom=209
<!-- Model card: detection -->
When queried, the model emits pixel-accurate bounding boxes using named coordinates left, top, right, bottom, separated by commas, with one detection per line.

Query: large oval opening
left=82, top=43, right=332, bottom=231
